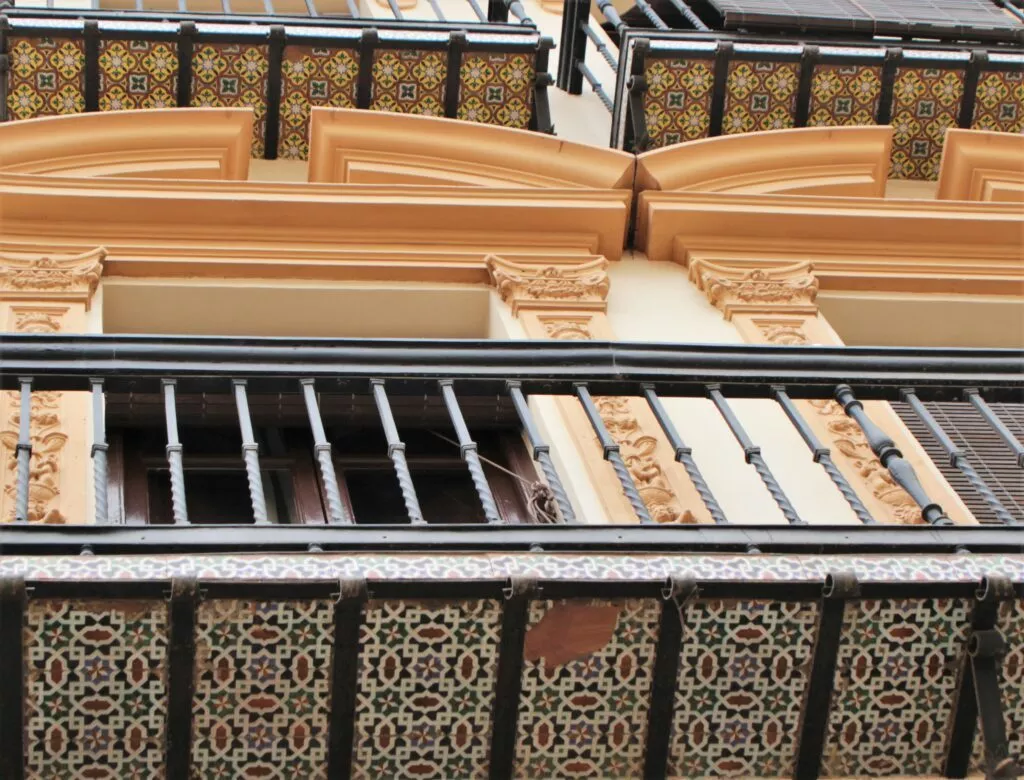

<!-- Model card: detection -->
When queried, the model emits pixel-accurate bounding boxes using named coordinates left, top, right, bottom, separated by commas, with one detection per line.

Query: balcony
left=0, top=335, right=1022, bottom=779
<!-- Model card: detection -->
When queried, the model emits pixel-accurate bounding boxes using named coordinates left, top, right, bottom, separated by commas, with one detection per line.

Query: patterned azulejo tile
left=370, top=49, right=446, bottom=117
left=191, top=599, right=334, bottom=778
left=514, top=598, right=660, bottom=778
left=821, top=597, right=971, bottom=776
left=191, top=43, right=269, bottom=157
left=6, top=37, right=86, bottom=121
left=971, top=70, right=1024, bottom=134
left=278, top=45, right=358, bottom=160
left=722, top=60, right=799, bottom=135
left=807, top=64, right=882, bottom=127
left=98, top=39, right=177, bottom=112
left=458, top=52, right=532, bottom=129
left=24, top=600, right=169, bottom=779
left=352, top=599, right=502, bottom=779
left=889, top=67, right=965, bottom=181
left=668, top=599, right=818, bottom=777
left=643, top=58, right=714, bottom=148
left=994, top=599, right=1024, bottom=766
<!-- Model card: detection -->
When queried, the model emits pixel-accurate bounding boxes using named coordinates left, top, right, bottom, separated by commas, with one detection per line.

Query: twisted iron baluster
left=772, top=386, right=875, bottom=525
left=14, top=378, right=32, bottom=524
left=439, top=381, right=501, bottom=524
left=371, top=380, right=425, bottom=525
left=964, top=389, right=1024, bottom=469
left=233, top=380, right=269, bottom=524
left=90, top=378, right=111, bottom=524
left=300, top=379, right=351, bottom=525
left=508, top=381, right=576, bottom=524
left=575, top=384, right=653, bottom=524
left=162, top=380, right=189, bottom=525
left=708, top=385, right=805, bottom=526
left=643, top=386, right=728, bottom=524
left=902, top=389, right=1016, bottom=526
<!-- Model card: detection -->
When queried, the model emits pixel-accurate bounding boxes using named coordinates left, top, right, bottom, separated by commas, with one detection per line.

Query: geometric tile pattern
left=514, top=599, right=661, bottom=778
left=668, top=599, right=819, bottom=777
left=24, top=599, right=169, bottom=779
left=643, top=58, right=715, bottom=147
left=889, top=67, right=966, bottom=181
left=457, top=52, right=533, bottom=129
left=971, top=70, right=1024, bottom=134
left=807, top=64, right=883, bottom=127
left=722, top=59, right=799, bottom=135
left=98, top=39, right=177, bottom=112
left=191, top=600, right=335, bottom=779
left=996, top=598, right=1024, bottom=767
left=278, top=45, right=359, bottom=160
left=5, top=37, right=86, bottom=120
left=821, top=598, right=972, bottom=776
left=191, top=43, right=270, bottom=157
left=352, top=600, right=502, bottom=779
left=4, top=552, right=1024, bottom=583
left=370, top=48, right=446, bottom=117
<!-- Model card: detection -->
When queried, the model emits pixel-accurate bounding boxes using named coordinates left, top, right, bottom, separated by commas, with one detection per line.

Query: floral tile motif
left=191, top=600, right=334, bottom=778
left=668, top=599, right=819, bottom=777
left=370, top=49, right=446, bottom=117
left=457, top=52, right=533, bottom=129
left=889, top=67, right=965, bottom=181
left=191, top=43, right=269, bottom=157
left=821, top=598, right=972, bottom=776
left=278, top=45, right=359, bottom=160
left=24, top=600, right=168, bottom=779
left=642, top=58, right=714, bottom=148
left=971, top=70, right=1024, bottom=134
left=98, top=39, right=177, bottom=113
left=995, top=599, right=1024, bottom=765
left=722, top=60, right=799, bottom=135
left=514, top=599, right=660, bottom=778
left=6, top=37, right=86, bottom=121
left=807, top=64, right=883, bottom=127
left=352, top=599, right=502, bottom=778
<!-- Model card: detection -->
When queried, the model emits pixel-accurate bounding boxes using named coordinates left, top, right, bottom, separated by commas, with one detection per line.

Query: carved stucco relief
left=489, top=255, right=696, bottom=524
left=691, top=259, right=922, bottom=524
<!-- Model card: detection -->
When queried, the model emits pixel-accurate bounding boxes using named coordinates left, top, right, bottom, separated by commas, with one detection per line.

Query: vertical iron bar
left=166, top=577, right=199, bottom=780
left=370, top=380, right=425, bottom=525
left=300, top=379, right=351, bottom=525
left=346, top=0, right=358, bottom=16
left=577, top=62, right=614, bottom=111
left=970, top=629, right=1017, bottom=778
left=439, top=380, right=501, bottom=524
left=665, top=0, right=709, bottom=30
left=574, top=384, right=654, bottom=524
left=504, top=0, right=533, bottom=24
left=507, top=381, right=575, bottom=524
left=327, top=578, right=367, bottom=780
left=708, top=385, right=805, bottom=525
left=488, top=0, right=508, bottom=22
left=595, top=0, right=625, bottom=29
left=466, top=0, right=488, bottom=22
left=633, top=0, right=669, bottom=29
left=643, top=386, right=728, bottom=525
left=162, top=380, right=189, bottom=526
left=385, top=0, right=403, bottom=18
left=90, top=378, right=109, bottom=525
left=557, top=0, right=588, bottom=94
left=303, top=0, right=317, bottom=15
left=772, top=386, right=875, bottom=525
left=233, top=380, right=269, bottom=525
left=835, top=384, right=952, bottom=526
left=426, top=0, right=446, bottom=21
left=14, top=378, right=32, bottom=524
left=965, top=389, right=1024, bottom=468
left=582, top=23, right=617, bottom=70
left=902, top=389, right=1016, bottom=525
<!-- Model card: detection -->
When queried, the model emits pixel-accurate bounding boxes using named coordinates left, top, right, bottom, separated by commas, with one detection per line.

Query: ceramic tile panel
left=191, top=42, right=269, bottom=157
left=971, top=70, right=1024, bottom=134
left=98, top=39, right=177, bottom=112
left=278, top=45, right=358, bottom=160
left=889, top=67, right=965, bottom=180
left=6, top=36, right=86, bottom=120
left=370, top=48, right=446, bottom=117
left=457, top=51, right=532, bottom=129
left=722, top=59, right=799, bottom=135
left=642, top=57, right=714, bottom=148
left=807, top=64, right=883, bottom=127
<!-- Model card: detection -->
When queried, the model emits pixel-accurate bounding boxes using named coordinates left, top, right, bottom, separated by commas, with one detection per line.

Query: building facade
left=0, top=0, right=1022, bottom=778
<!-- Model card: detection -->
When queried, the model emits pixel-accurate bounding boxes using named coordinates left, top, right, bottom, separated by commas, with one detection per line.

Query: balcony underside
left=1, top=540, right=1022, bottom=778
left=0, top=13, right=552, bottom=159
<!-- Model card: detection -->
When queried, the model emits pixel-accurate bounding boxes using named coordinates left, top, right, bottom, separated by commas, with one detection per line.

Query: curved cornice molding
left=937, top=129, right=1024, bottom=203
left=307, top=108, right=636, bottom=189
left=0, top=247, right=106, bottom=308
left=0, top=109, right=253, bottom=180
left=636, top=126, right=892, bottom=197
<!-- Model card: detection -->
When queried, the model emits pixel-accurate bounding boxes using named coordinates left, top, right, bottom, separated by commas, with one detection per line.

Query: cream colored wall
left=604, top=253, right=862, bottom=525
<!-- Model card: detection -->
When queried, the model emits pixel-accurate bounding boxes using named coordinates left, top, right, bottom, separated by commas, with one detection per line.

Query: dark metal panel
left=355, top=27, right=375, bottom=109
left=794, top=44, right=816, bottom=128
left=444, top=30, right=464, bottom=119
left=263, top=24, right=285, bottom=160
left=326, top=578, right=367, bottom=780
left=876, top=47, right=901, bottom=125
left=488, top=576, right=535, bottom=780
left=0, top=576, right=26, bottom=780
left=708, top=40, right=732, bottom=136
left=83, top=19, right=99, bottom=112
left=166, top=577, right=199, bottom=780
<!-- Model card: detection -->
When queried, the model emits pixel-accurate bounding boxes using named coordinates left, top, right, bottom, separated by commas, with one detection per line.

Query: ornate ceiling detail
left=487, top=255, right=610, bottom=314
left=689, top=259, right=819, bottom=319
left=0, top=248, right=106, bottom=308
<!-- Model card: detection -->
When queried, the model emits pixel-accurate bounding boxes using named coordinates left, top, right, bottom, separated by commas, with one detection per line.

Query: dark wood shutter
left=892, top=401, right=1024, bottom=525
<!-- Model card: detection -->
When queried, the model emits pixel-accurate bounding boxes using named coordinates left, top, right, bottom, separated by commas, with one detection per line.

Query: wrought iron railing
left=0, top=335, right=1020, bottom=553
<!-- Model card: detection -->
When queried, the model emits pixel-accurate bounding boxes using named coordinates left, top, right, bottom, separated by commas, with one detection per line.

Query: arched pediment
left=635, top=126, right=892, bottom=197
left=0, top=109, right=253, bottom=180
left=306, top=108, right=635, bottom=189
left=937, top=129, right=1024, bottom=203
